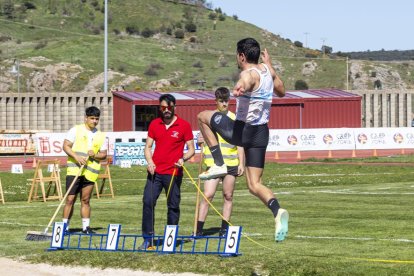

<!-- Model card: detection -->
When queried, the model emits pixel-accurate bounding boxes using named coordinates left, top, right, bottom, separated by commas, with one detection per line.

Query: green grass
left=1, top=160, right=414, bottom=275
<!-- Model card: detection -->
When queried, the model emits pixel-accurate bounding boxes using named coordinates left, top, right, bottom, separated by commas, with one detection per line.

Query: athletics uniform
left=210, top=63, right=273, bottom=168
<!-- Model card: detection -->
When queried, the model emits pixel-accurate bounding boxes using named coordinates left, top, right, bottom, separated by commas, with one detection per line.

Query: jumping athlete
left=196, top=87, right=244, bottom=237
left=197, top=38, right=289, bottom=242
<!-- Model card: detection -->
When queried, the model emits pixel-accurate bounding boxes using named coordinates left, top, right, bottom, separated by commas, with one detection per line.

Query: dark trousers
left=141, top=173, right=182, bottom=238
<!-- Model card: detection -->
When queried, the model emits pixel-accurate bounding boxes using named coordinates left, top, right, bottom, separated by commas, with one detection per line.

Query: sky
left=209, top=0, right=413, bottom=52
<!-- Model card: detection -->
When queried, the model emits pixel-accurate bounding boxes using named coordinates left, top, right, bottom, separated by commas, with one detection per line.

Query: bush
left=370, top=71, right=377, bottom=78
left=174, top=29, right=185, bottom=39
left=192, top=60, right=203, bottom=68
left=0, top=35, right=12, bottom=42
left=91, top=26, right=100, bottom=35
left=141, top=27, right=155, bottom=38
left=218, top=14, right=226, bottom=21
left=144, top=67, right=158, bottom=76
left=233, top=15, right=238, bottom=20
left=3, top=1, right=15, bottom=19
left=374, top=79, right=382, bottom=89
left=208, top=12, right=217, bottom=20
left=113, top=28, right=120, bottom=35
left=185, top=22, right=197, bottom=32
left=34, top=40, right=48, bottom=50
left=23, top=2, right=36, bottom=9
left=166, top=27, right=172, bottom=36
left=294, top=41, right=303, bottom=48
left=125, top=26, right=139, bottom=35
left=294, top=80, right=309, bottom=90
left=118, top=64, right=126, bottom=73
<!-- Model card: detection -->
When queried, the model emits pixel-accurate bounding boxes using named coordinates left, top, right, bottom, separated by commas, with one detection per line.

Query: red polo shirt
left=148, top=115, right=193, bottom=175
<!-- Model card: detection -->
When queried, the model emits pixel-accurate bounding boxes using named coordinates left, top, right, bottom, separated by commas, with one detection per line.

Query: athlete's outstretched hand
left=233, top=83, right=245, bottom=97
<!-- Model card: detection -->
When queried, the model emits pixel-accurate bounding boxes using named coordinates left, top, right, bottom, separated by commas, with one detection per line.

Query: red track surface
left=1, top=149, right=414, bottom=171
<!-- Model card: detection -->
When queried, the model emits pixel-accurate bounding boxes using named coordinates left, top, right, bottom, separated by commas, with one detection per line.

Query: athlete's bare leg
left=244, top=166, right=275, bottom=204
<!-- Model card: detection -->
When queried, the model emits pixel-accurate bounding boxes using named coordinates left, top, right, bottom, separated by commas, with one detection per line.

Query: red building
left=112, top=89, right=361, bottom=131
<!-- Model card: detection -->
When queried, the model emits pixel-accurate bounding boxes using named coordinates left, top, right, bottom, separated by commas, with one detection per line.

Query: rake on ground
left=26, top=165, right=85, bottom=241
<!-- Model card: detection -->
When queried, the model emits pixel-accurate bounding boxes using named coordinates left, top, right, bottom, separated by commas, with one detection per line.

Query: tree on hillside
left=295, top=80, right=309, bottom=90
left=3, top=0, right=15, bottom=19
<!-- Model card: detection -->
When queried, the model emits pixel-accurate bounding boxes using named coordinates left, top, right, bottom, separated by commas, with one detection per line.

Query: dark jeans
left=141, top=173, right=182, bottom=238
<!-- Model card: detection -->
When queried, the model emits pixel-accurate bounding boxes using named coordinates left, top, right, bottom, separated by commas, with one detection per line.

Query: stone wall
left=0, top=92, right=112, bottom=132
left=0, top=90, right=413, bottom=132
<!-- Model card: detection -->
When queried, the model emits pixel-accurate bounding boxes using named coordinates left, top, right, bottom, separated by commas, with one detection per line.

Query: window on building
left=135, top=105, right=158, bottom=131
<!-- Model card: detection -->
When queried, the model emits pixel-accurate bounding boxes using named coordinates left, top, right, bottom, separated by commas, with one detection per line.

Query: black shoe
left=138, top=240, right=155, bottom=250
left=219, top=229, right=227, bottom=237
left=81, top=227, right=95, bottom=235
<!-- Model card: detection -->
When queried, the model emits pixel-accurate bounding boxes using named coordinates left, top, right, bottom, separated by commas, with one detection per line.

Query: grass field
left=1, top=160, right=414, bottom=275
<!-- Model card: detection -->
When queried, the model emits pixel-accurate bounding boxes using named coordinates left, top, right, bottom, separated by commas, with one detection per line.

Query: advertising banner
left=32, top=127, right=414, bottom=157
left=0, top=133, right=36, bottom=154
left=113, top=142, right=147, bottom=166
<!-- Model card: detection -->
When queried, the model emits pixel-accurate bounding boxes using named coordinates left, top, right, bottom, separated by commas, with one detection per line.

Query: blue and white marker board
left=162, top=225, right=178, bottom=253
left=106, top=224, right=121, bottom=250
left=223, top=226, right=242, bottom=255
left=50, top=222, right=66, bottom=248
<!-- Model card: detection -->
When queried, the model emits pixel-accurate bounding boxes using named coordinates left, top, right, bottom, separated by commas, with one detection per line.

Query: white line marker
left=296, top=235, right=414, bottom=243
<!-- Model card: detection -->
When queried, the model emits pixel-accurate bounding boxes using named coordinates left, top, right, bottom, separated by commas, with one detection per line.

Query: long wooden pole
left=193, top=149, right=204, bottom=235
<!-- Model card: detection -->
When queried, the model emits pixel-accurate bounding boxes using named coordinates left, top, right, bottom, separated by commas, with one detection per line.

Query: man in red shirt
left=140, top=94, right=195, bottom=250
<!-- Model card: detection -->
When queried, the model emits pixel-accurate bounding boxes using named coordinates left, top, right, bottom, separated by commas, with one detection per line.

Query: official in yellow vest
left=196, top=87, right=245, bottom=237
left=62, top=106, right=107, bottom=234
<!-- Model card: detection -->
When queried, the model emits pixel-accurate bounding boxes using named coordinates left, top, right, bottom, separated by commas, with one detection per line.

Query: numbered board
left=223, top=226, right=242, bottom=255
left=11, top=164, right=23, bottom=174
left=106, top=224, right=121, bottom=250
left=50, top=222, right=66, bottom=248
left=162, top=225, right=178, bottom=253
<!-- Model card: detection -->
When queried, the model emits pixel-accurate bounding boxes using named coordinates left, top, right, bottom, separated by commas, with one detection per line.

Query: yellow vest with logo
left=203, top=111, right=239, bottom=167
left=67, top=124, right=105, bottom=182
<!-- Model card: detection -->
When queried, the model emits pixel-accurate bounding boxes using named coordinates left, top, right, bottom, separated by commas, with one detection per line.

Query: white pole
left=346, top=57, right=349, bottom=91
left=104, top=0, right=108, bottom=94
left=17, top=60, right=20, bottom=94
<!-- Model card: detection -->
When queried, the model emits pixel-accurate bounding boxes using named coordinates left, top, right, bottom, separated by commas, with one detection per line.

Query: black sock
left=267, top=198, right=280, bottom=218
left=221, top=219, right=229, bottom=231
left=209, top=145, right=224, bottom=166
left=196, top=221, right=204, bottom=233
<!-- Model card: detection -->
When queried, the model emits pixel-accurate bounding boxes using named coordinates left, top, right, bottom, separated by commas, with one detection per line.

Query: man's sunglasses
left=160, top=105, right=174, bottom=111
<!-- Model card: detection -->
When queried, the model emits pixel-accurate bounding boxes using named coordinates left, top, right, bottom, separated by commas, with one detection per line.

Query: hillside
left=0, top=0, right=413, bottom=92
left=343, top=49, right=414, bottom=61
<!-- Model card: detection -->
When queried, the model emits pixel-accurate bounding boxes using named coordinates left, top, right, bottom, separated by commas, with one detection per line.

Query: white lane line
left=0, top=221, right=44, bottom=227
left=296, top=235, right=414, bottom=243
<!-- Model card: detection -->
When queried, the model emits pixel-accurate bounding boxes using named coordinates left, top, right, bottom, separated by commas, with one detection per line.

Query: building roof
left=113, top=89, right=360, bottom=104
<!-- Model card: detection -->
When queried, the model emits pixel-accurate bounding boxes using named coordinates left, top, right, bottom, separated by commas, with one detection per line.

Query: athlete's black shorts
left=66, top=175, right=94, bottom=195
left=210, top=112, right=269, bottom=168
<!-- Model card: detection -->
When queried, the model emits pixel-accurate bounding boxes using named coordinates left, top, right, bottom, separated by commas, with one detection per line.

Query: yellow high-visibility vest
left=67, top=124, right=105, bottom=182
left=203, top=111, right=239, bottom=167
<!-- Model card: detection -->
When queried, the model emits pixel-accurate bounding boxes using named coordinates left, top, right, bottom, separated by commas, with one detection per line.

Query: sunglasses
left=160, top=105, right=174, bottom=111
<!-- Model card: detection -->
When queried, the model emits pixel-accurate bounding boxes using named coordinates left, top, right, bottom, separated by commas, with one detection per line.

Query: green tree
left=3, top=0, right=15, bottom=19
left=295, top=80, right=309, bottom=90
